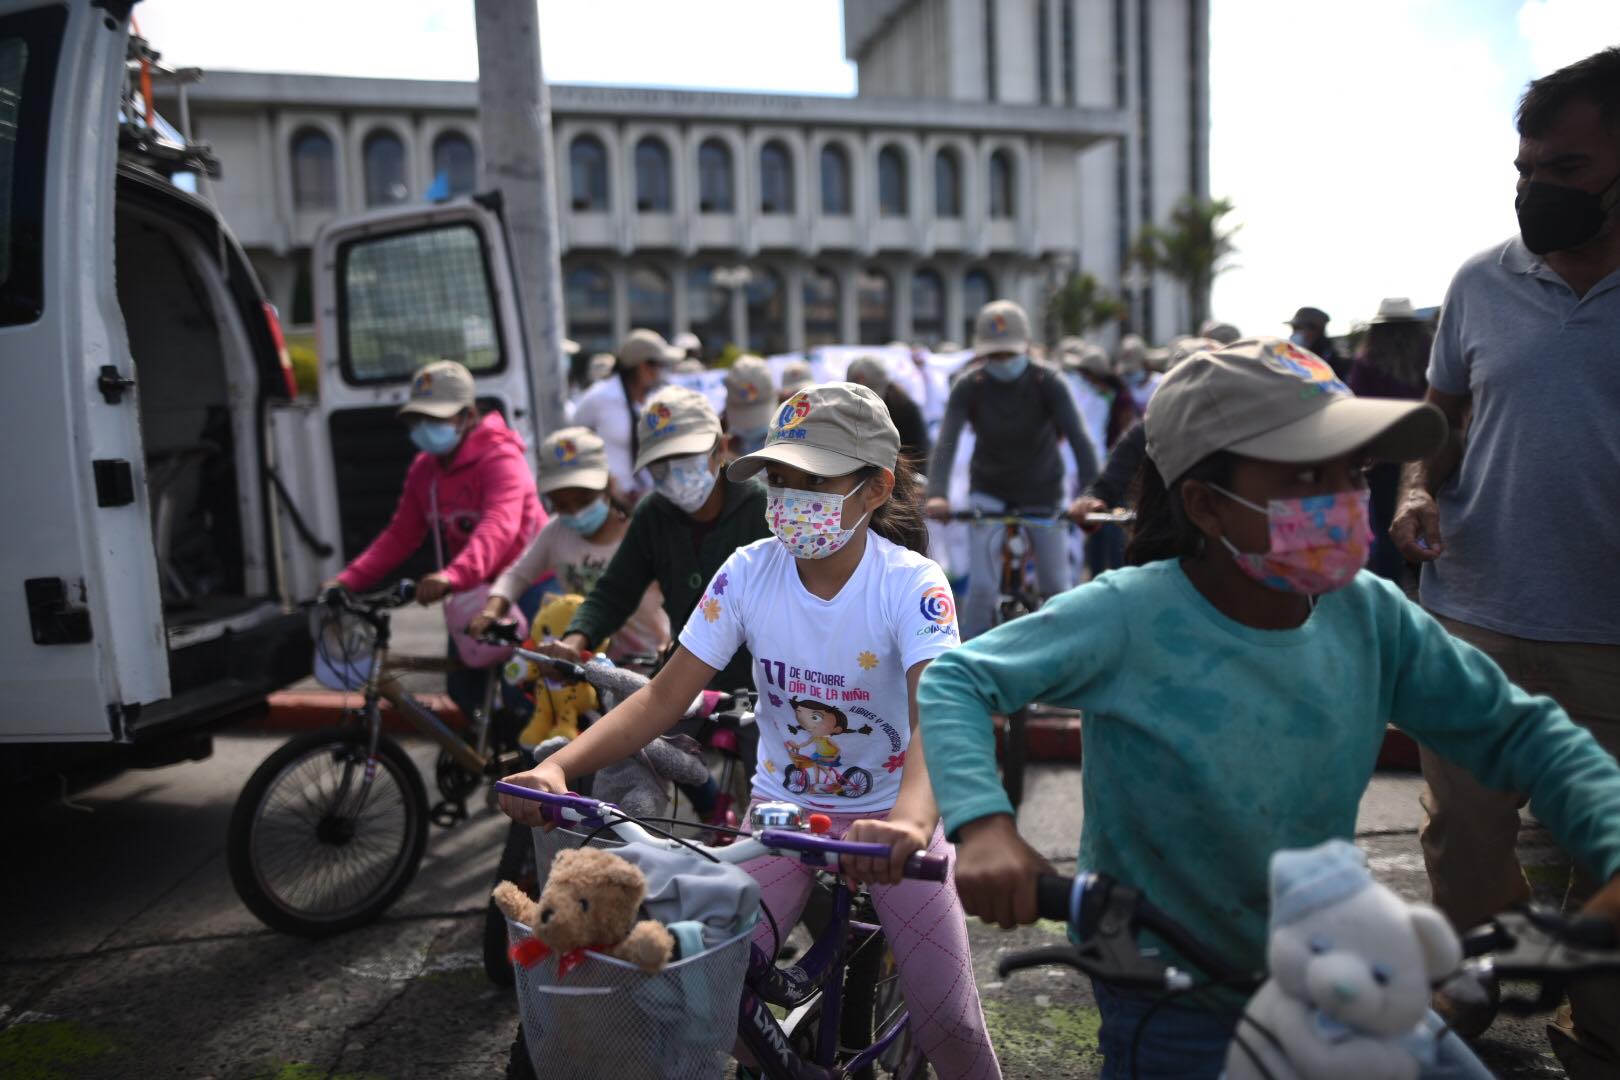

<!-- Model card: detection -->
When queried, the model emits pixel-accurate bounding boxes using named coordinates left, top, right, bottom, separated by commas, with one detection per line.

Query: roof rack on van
left=119, top=27, right=220, bottom=180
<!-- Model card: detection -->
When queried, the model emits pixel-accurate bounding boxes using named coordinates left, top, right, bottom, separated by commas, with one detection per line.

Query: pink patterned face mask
left=1209, top=485, right=1372, bottom=596
left=766, top=481, right=869, bottom=560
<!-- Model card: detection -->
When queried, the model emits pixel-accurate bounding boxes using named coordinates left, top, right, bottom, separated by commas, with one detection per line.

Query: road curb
left=255, top=689, right=466, bottom=734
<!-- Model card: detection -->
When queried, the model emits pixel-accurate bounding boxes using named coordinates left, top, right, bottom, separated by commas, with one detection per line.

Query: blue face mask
left=560, top=497, right=611, bottom=536
left=986, top=355, right=1030, bottom=382
left=410, top=420, right=462, bottom=456
left=1288, top=330, right=1313, bottom=348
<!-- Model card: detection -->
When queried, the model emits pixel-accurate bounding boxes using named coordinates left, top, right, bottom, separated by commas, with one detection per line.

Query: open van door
left=272, top=198, right=538, bottom=596
left=0, top=2, right=169, bottom=741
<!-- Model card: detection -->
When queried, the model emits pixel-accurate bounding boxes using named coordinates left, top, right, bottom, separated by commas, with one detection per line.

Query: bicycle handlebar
left=944, top=510, right=1069, bottom=527
left=493, top=781, right=948, bottom=882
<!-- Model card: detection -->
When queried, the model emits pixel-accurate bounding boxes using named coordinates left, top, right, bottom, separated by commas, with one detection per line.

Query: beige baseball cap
left=537, top=426, right=611, bottom=495
left=778, top=360, right=814, bottom=398
left=617, top=328, right=683, bottom=370
left=633, top=385, right=723, bottom=473
left=728, top=382, right=901, bottom=481
left=1144, top=337, right=1447, bottom=485
left=844, top=355, right=890, bottom=394
left=399, top=359, right=476, bottom=419
left=724, top=355, right=777, bottom=433
left=971, top=299, right=1031, bottom=357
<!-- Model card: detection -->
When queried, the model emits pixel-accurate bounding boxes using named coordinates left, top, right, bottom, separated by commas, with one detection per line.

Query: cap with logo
left=399, top=359, right=476, bottom=419
left=633, top=385, right=723, bottom=473
left=1144, top=337, right=1446, bottom=486
left=844, top=355, right=891, bottom=394
left=724, top=355, right=777, bottom=433
left=971, top=299, right=1031, bottom=357
left=537, top=426, right=611, bottom=495
left=778, top=360, right=814, bottom=398
left=728, top=382, right=901, bottom=481
left=617, top=327, right=683, bottom=371
left=1368, top=297, right=1421, bottom=325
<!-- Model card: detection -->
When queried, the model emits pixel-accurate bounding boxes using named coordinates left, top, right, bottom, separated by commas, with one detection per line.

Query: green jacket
left=568, top=477, right=769, bottom=692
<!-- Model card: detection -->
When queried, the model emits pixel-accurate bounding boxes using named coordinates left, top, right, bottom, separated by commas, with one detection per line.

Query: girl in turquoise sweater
left=917, top=338, right=1620, bottom=1078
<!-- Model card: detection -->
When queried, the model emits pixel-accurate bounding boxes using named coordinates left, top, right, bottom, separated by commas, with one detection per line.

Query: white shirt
left=570, top=376, right=647, bottom=496
left=679, top=534, right=960, bottom=814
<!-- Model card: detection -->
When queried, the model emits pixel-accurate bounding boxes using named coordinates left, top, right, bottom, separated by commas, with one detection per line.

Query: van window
left=337, top=223, right=506, bottom=384
left=0, top=7, right=65, bottom=326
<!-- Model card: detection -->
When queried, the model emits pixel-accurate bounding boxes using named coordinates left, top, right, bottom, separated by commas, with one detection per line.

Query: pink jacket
left=338, top=412, right=546, bottom=593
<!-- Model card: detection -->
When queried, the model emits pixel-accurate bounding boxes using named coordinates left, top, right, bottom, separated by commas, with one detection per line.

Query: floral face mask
left=766, top=481, right=868, bottom=560
left=1209, top=484, right=1372, bottom=596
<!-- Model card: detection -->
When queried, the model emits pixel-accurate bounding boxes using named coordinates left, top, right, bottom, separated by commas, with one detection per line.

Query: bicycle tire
left=226, top=728, right=428, bottom=936
left=1001, top=708, right=1029, bottom=810
left=484, top=818, right=538, bottom=986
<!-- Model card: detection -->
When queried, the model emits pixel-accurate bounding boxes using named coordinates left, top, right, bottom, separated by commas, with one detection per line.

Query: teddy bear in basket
left=1225, top=839, right=1464, bottom=1080
left=494, top=847, right=675, bottom=977
left=502, top=593, right=601, bottom=747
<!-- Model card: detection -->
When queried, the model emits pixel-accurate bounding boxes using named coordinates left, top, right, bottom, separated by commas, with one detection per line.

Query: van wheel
left=227, top=728, right=428, bottom=936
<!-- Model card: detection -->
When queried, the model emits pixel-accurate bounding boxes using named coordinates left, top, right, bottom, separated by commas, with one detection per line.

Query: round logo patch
left=645, top=402, right=676, bottom=437
left=412, top=371, right=433, bottom=394
left=919, top=586, right=955, bottom=626
left=775, top=394, right=812, bottom=433
left=553, top=438, right=578, bottom=464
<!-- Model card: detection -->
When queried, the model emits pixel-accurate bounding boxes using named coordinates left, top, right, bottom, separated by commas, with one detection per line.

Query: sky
left=136, top=0, right=1620, bottom=339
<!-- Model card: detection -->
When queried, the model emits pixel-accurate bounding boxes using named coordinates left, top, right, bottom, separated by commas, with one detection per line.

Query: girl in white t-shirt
left=470, top=426, right=668, bottom=658
left=500, top=383, right=1000, bottom=1079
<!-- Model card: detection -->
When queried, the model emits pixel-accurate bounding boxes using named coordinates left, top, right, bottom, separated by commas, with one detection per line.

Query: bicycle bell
left=750, top=802, right=808, bottom=831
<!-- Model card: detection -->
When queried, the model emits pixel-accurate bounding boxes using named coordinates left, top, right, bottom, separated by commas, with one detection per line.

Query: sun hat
left=633, top=385, right=723, bottom=473
left=1368, top=297, right=1421, bottom=324
left=971, top=299, right=1031, bottom=357
left=778, top=360, right=814, bottom=398
left=671, top=330, right=702, bottom=355
left=1287, top=306, right=1330, bottom=329
left=616, top=328, right=683, bottom=371
left=724, top=355, right=777, bottom=432
left=537, top=426, right=612, bottom=495
left=398, top=359, right=476, bottom=419
left=1144, top=337, right=1447, bottom=485
left=727, top=382, right=900, bottom=481
left=844, top=355, right=891, bottom=394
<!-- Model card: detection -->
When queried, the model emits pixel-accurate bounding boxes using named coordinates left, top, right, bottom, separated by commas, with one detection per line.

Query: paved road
left=1, top=629, right=1575, bottom=1080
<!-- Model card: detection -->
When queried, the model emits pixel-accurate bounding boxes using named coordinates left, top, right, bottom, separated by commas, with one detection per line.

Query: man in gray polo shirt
left=1392, top=47, right=1620, bottom=1068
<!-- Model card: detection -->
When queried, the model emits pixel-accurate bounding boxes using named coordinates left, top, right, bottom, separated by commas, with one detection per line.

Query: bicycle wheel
left=227, top=728, right=429, bottom=936
left=484, top=818, right=538, bottom=986
left=787, top=928, right=927, bottom=1079
left=1001, top=708, right=1029, bottom=810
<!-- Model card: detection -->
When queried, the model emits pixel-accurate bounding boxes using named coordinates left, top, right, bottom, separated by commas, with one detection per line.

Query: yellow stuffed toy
left=502, top=593, right=604, bottom=747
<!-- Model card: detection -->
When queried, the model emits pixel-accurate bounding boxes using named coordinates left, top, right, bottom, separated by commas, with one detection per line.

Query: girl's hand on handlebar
left=498, top=761, right=568, bottom=830
left=954, top=814, right=1053, bottom=929
left=415, top=572, right=453, bottom=604
left=842, top=817, right=931, bottom=886
left=467, top=595, right=512, bottom=640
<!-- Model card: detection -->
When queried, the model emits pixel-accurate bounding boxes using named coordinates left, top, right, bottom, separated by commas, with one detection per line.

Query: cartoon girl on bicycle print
left=783, top=698, right=875, bottom=799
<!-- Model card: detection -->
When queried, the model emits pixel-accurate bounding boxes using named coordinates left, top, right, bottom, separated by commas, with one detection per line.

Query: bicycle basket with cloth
left=310, top=604, right=378, bottom=692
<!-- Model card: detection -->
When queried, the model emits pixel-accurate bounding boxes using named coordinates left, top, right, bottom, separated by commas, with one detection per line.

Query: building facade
left=159, top=0, right=1207, bottom=353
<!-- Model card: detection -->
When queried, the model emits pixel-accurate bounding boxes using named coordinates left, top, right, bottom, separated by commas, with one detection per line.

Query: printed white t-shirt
left=679, top=533, right=960, bottom=814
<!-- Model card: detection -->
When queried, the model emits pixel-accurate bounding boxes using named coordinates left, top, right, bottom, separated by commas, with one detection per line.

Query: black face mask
left=1515, top=172, right=1620, bottom=255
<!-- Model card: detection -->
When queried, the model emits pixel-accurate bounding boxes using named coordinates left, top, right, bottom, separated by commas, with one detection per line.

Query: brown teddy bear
left=493, top=847, right=674, bottom=976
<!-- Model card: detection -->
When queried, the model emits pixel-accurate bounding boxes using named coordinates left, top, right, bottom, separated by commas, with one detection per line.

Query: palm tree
left=1045, top=271, right=1126, bottom=341
left=1130, top=196, right=1240, bottom=331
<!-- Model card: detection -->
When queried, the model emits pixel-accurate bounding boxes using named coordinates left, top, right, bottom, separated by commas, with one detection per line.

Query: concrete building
left=158, top=0, right=1208, bottom=354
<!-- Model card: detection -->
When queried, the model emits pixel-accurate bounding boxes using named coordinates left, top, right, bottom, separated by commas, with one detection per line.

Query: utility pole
left=474, top=0, right=568, bottom=435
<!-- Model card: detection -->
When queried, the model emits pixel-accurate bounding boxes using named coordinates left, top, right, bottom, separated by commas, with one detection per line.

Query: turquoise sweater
left=918, top=559, right=1620, bottom=978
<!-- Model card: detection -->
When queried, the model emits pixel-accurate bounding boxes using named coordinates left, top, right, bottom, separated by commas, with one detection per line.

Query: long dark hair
left=1124, top=451, right=1235, bottom=566
left=859, top=458, right=930, bottom=557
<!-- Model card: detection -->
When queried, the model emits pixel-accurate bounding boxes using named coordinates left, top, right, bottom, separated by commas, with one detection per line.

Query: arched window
left=803, top=266, right=841, bottom=347
left=759, top=140, right=794, bottom=214
left=432, top=131, right=476, bottom=197
left=820, top=143, right=851, bottom=215
left=628, top=265, right=673, bottom=340
left=962, top=268, right=995, bottom=344
left=290, top=128, right=337, bottom=211
left=635, top=137, right=672, bottom=213
left=698, top=139, right=734, bottom=213
left=989, top=149, right=1015, bottom=220
left=569, top=135, right=609, bottom=212
left=564, top=262, right=613, bottom=358
left=912, top=269, right=945, bottom=344
left=933, top=149, right=962, bottom=218
left=857, top=268, right=893, bottom=345
left=746, top=267, right=786, bottom=355
left=687, top=264, right=731, bottom=354
left=362, top=130, right=407, bottom=207
left=877, top=146, right=907, bottom=217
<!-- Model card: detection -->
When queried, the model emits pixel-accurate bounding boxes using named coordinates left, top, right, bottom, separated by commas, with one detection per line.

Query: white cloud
left=1518, top=0, right=1620, bottom=76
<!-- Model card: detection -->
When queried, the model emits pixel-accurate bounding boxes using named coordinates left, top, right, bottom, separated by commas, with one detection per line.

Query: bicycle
left=494, top=781, right=949, bottom=1079
left=998, top=869, right=1620, bottom=1079
left=226, top=581, right=531, bottom=936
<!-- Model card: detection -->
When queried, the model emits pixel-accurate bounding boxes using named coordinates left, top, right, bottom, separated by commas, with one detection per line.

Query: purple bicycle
left=495, top=782, right=944, bottom=1079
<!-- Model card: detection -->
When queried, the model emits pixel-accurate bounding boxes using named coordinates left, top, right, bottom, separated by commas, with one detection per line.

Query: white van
left=0, top=1, right=541, bottom=787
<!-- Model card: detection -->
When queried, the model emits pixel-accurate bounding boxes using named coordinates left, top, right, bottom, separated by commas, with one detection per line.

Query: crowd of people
left=325, top=45, right=1620, bottom=1080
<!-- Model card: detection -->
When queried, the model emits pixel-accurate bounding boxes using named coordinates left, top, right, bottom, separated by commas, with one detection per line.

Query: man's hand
left=953, top=814, right=1053, bottom=929
left=1390, top=489, right=1444, bottom=562
left=415, top=571, right=454, bottom=604
left=497, top=760, right=569, bottom=830
left=842, top=817, right=932, bottom=886
left=1068, top=495, right=1107, bottom=535
left=924, top=496, right=952, bottom=523
left=537, top=634, right=592, bottom=664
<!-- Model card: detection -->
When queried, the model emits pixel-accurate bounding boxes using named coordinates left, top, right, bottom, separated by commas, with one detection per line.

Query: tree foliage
left=1130, top=196, right=1240, bottom=329
left=1046, top=271, right=1127, bottom=339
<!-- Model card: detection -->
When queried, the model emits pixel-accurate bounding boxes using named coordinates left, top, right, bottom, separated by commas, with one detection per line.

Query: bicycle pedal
left=429, top=800, right=469, bottom=828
